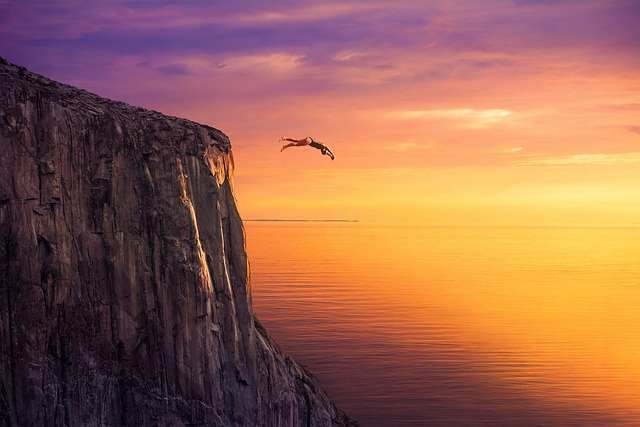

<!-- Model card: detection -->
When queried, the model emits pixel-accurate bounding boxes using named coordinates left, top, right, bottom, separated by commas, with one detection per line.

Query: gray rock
left=0, top=57, right=356, bottom=427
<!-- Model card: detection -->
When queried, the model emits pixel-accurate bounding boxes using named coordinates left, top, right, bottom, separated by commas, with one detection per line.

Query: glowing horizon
left=3, top=0, right=639, bottom=225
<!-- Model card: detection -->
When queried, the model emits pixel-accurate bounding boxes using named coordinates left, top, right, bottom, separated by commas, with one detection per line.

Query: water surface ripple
left=247, top=224, right=640, bottom=426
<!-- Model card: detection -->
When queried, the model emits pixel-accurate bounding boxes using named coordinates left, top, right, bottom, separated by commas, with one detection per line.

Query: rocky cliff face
left=0, top=57, right=354, bottom=427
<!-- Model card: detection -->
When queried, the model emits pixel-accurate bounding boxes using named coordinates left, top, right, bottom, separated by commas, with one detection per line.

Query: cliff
left=0, top=57, right=355, bottom=426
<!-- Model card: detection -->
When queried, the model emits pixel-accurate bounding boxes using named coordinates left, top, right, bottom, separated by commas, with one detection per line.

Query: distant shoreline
left=244, top=221, right=640, bottom=227
left=245, top=219, right=360, bottom=223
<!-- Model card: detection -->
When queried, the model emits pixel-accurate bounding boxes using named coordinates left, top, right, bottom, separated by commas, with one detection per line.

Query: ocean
left=246, top=223, right=640, bottom=426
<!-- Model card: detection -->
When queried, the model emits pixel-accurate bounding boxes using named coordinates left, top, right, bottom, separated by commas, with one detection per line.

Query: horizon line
left=243, top=221, right=640, bottom=228
left=245, top=219, right=360, bottom=223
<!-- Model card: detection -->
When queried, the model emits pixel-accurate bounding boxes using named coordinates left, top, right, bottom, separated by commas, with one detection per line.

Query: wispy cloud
left=498, top=146, right=524, bottom=153
left=627, top=126, right=640, bottom=135
left=379, top=142, right=423, bottom=152
left=227, top=3, right=385, bottom=25
left=219, top=52, right=304, bottom=73
left=389, top=108, right=513, bottom=128
left=602, top=103, right=640, bottom=112
left=156, top=63, right=192, bottom=76
left=136, top=52, right=305, bottom=78
left=521, top=153, right=640, bottom=166
left=333, top=50, right=369, bottom=62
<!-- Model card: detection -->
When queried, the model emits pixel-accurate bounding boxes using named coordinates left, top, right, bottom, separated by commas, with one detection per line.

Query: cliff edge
left=0, top=57, right=355, bottom=426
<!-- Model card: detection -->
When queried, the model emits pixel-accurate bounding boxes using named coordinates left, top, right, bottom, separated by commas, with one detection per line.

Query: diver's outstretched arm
left=281, top=142, right=298, bottom=152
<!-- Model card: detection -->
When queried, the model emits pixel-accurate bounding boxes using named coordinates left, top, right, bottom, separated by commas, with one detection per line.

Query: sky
left=1, top=0, right=639, bottom=225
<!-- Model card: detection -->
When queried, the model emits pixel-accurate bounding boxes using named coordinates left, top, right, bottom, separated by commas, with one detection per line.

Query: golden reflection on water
left=246, top=223, right=640, bottom=426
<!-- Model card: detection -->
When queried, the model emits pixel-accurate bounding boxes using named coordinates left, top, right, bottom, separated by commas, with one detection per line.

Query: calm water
left=246, top=224, right=640, bottom=426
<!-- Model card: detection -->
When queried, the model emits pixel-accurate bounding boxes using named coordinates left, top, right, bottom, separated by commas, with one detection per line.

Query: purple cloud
left=156, top=63, right=192, bottom=76
left=1, top=0, right=638, bottom=116
left=3, top=1, right=638, bottom=71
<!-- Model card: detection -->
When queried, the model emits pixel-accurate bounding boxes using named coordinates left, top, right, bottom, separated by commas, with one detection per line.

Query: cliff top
left=0, top=56, right=230, bottom=152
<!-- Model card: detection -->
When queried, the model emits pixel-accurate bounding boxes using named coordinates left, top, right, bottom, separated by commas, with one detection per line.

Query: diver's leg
left=281, top=137, right=309, bottom=151
left=281, top=137, right=306, bottom=144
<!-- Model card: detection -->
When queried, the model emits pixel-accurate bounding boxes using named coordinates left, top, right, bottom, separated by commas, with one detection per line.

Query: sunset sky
left=2, top=0, right=639, bottom=225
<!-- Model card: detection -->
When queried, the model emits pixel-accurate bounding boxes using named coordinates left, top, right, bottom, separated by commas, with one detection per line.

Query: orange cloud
left=388, top=109, right=514, bottom=128
left=521, top=153, right=640, bottom=166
